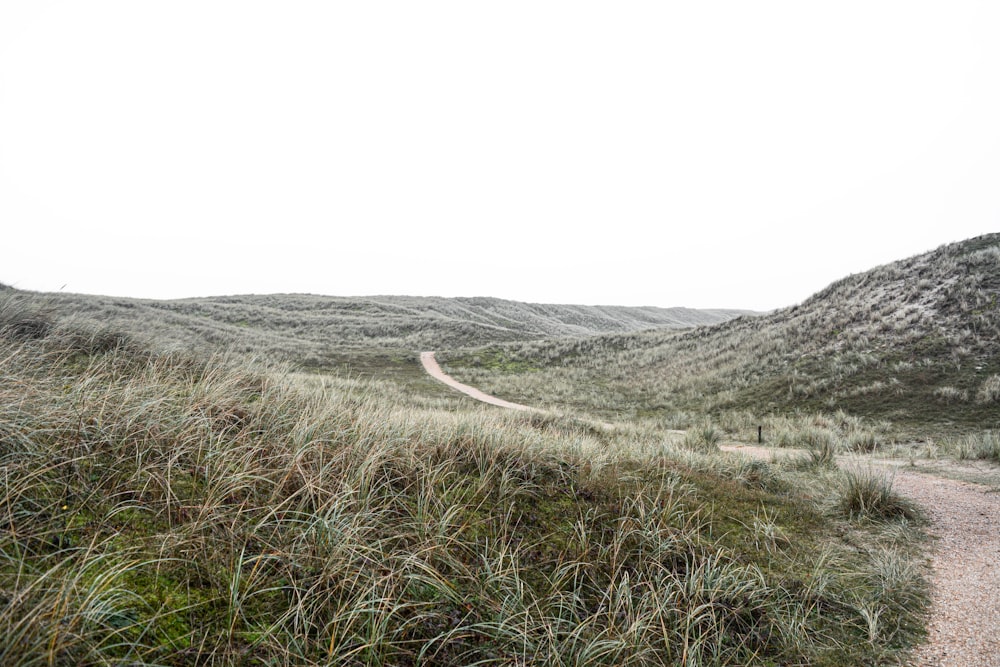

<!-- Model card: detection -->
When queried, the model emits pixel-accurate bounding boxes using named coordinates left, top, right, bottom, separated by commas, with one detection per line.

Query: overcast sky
left=2, top=2, right=998, bottom=311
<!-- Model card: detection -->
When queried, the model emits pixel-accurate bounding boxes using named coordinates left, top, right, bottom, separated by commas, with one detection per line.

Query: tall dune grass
left=0, top=302, right=927, bottom=665
left=440, top=234, right=1000, bottom=431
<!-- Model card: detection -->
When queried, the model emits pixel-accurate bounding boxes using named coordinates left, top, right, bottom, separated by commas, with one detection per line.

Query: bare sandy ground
left=416, top=362, right=1000, bottom=666
left=891, top=472, right=1000, bottom=666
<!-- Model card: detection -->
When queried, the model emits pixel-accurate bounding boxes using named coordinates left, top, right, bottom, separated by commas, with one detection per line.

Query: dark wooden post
left=758, top=426, right=762, bottom=444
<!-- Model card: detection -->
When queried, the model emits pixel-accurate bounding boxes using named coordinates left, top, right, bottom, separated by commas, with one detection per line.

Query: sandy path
left=890, top=473, right=1000, bottom=666
left=722, top=445, right=1000, bottom=666
left=416, top=361, right=1000, bottom=665
left=419, top=351, right=534, bottom=411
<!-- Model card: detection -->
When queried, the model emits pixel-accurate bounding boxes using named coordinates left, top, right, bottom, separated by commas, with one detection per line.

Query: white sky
left=1, top=2, right=998, bottom=311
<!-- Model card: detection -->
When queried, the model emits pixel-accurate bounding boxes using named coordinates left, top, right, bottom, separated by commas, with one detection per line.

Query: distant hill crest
left=0, top=288, right=756, bottom=363
left=450, top=233, right=1000, bottom=427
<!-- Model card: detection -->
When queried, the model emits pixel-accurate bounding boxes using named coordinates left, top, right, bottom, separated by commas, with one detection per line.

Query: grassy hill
left=0, top=291, right=926, bottom=665
left=440, top=234, right=1000, bottom=433
left=0, top=291, right=753, bottom=373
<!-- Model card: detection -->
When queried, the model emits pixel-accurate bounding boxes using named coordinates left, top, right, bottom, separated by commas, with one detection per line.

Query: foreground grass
left=0, top=305, right=927, bottom=665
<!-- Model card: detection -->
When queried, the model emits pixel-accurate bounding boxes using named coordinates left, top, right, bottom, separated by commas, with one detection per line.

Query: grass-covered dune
left=0, top=298, right=925, bottom=665
left=441, top=234, right=1000, bottom=432
left=0, top=290, right=753, bottom=369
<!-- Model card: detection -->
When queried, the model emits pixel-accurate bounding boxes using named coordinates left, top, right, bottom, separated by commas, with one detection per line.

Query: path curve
left=722, top=446, right=1000, bottom=666
left=417, top=358, right=1000, bottom=665
left=420, top=351, right=534, bottom=411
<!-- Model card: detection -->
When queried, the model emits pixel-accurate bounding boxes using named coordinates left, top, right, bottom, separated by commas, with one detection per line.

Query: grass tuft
left=682, top=421, right=722, bottom=452
left=977, top=374, right=1000, bottom=403
left=838, top=469, right=919, bottom=522
left=0, top=295, right=53, bottom=340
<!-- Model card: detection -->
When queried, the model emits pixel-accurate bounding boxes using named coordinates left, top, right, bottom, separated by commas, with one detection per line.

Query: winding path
left=418, top=355, right=1000, bottom=666
left=420, top=351, right=534, bottom=411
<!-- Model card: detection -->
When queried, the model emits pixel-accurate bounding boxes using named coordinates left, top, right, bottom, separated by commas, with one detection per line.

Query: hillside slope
left=0, top=295, right=925, bottom=665
left=0, top=290, right=753, bottom=365
left=442, top=234, right=1000, bottom=430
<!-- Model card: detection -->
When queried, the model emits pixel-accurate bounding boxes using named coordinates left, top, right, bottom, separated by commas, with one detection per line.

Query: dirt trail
left=890, top=472, right=1000, bottom=666
left=420, top=352, right=534, bottom=411
left=723, top=445, right=1000, bottom=666
left=417, top=360, right=1000, bottom=666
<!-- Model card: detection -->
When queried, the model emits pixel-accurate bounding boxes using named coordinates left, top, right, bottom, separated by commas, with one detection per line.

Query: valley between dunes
left=3, top=234, right=999, bottom=664
left=422, top=351, right=1000, bottom=667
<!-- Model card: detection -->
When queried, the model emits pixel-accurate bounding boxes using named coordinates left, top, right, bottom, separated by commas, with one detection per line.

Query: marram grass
left=0, top=304, right=928, bottom=665
left=440, top=234, right=1000, bottom=431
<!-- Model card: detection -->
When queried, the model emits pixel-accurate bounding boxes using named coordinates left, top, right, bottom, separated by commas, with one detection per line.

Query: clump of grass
left=776, top=426, right=841, bottom=469
left=850, top=546, right=929, bottom=654
left=0, top=543, right=155, bottom=665
left=748, top=505, right=790, bottom=554
left=977, top=374, right=1000, bottom=403
left=772, top=425, right=821, bottom=449
left=682, top=421, right=722, bottom=452
left=807, top=437, right=839, bottom=469
left=941, top=430, right=1000, bottom=463
left=730, top=457, right=783, bottom=490
left=838, top=469, right=919, bottom=521
left=846, top=431, right=880, bottom=453
left=934, top=386, right=969, bottom=403
left=800, top=427, right=838, bottom=450
left=0, top=294, right=53, bottom=340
